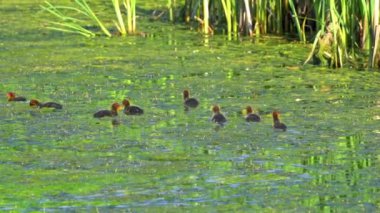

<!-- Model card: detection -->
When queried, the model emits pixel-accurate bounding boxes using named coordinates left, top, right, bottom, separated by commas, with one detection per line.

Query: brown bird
left=183, top=90, right=199, bottom=108
left=122, top=99, right=144, bottom=115
left=29, top=99, right=62, bottom=109
left=245, top=106, right=261, bottom=122
left=272, top=111, right=287, bottom=131
left=94, top=103, right=122, bottom=118
left=7, top=92, right=26, bottom=101
left=211, top=105, right=227, bottom=125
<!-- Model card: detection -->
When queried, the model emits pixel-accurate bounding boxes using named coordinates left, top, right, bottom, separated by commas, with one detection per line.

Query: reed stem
left=112, top=0, right=127, bottom=36
left=203, top=0, right=209, bottom=34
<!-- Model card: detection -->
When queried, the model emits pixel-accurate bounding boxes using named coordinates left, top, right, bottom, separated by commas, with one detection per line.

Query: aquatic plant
left=183, top=0, right=297, bottom=40
left=305, top=0, right=380, bottom=68
left=203, top=0, right=210, bottom=34
left=41, top=0, right=137, bottom=37
left=220, top=0, right=238, bottom=40
left=112, top=0, right=127, bottom=36
left=40, top=0, right=379, bottom=68
left=369, top=0, right=380, bottom=68
left=124, top=0, right=137, bottom=34
left=41, top=0, right=111, bottom=37
left=168, top=0, right=175, bottom=21
left=180, top=0, right=379, bottom=68
left=40, top=1, right=96, bottom=37
left=113, top=0, right=137, bottom=35
left=288, top=0, right=305, bottom=42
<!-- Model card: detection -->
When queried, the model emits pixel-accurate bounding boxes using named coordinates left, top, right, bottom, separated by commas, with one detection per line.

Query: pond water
left=1, top=1, right=379, bottom=212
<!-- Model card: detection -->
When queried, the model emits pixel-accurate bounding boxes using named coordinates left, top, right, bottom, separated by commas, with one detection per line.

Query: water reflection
left=298, top=133, right=377, bottom=210
left=111, top=119, right=121, bottom=126
left=203, top=34, right=209, bottom=46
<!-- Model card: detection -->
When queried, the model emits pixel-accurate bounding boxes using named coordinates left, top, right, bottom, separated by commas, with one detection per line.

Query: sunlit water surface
left=0, top=1, right=379, bottom=212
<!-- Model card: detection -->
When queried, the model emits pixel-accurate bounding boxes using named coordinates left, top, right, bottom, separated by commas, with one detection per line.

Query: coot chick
left=245, top=106, right=261, bottom=122
left=122, top=99, right=144, bottom=115
left=29, top=99, right=63, bottom=109
left=7, top=92, right=26, bottom=102
left=94, top=102, right=122, bottom=118
left=183, top=90, right=199, bottom=108
left=211, top=105, right=227, bottom=125
left=272, top=111, right=287, bottom=131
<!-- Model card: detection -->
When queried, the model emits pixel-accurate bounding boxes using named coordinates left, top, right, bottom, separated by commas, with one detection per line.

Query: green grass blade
left=74, top=0, right=111, bottom=37
left=288, top=0, right=305, bottom=42
left=46, top=26, right=94, bottom=37
left=304, top=30, right=323, bottom=65
left=112, top=0, right=126, bottom=35
left=48, top=21, right=94, bottom=35
left=52, top=5, right=90, bottom=17
left=41, top=5, right=85, bottom=23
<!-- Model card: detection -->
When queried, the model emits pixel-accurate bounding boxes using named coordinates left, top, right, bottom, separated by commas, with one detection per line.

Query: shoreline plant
left=180, top=0, right=380, bottom=68
left=41, top=0, right=136, bottom=37
left=40, top=0, right=380, bottom=69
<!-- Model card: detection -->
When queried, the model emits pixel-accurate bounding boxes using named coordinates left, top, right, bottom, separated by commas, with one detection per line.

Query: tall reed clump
left=180, top=0, right=379, bottom=68
left=112, top=0, right=127, bottom=35
left=160, top=0, right=380, bottom=68
left=305, top=0, right=346, bottom=67
left=305, top=0, right=380, bottom=68
left=220, top=0, right=238, bottom=40
left=124, top=0, right=137, bottom=34
left=181, top=0, right=304, bottom=40
left=41, top=0, right=137, bottom=37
